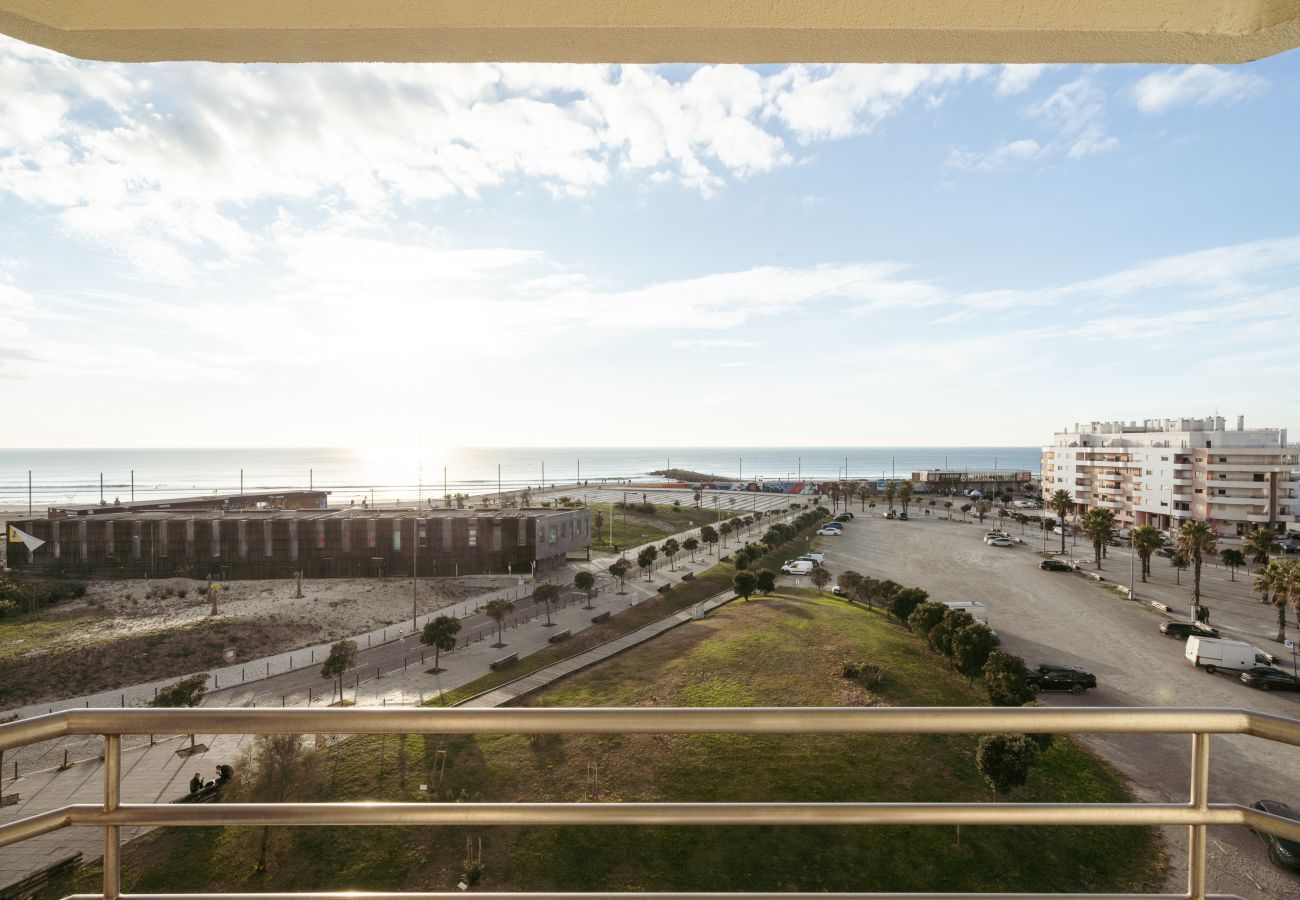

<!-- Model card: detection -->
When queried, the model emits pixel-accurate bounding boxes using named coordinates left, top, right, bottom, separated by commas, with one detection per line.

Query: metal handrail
left=3, top=706, right=1300, bottom=900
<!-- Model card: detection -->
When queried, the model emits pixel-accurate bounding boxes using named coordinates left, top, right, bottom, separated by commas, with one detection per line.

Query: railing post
left=103, top=733, right=121, bottom=900
left=1187, top=731, right=1210, bottom=900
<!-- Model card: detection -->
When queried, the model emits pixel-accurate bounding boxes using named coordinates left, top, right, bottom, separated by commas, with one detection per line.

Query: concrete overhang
left=1, top=0, right=1299, bottom=64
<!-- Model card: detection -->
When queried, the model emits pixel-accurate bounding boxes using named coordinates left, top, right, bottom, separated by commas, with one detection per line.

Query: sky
left=1, top=37, right=1299, bottom=448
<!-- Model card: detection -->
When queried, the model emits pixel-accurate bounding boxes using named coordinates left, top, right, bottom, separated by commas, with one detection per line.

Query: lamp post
left=1129, top=534, right=1137, bottom=602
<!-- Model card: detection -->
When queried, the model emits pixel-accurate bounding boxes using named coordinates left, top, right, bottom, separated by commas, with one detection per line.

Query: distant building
left=1042, top=416, right=1299, bottom=536
left=4, top=507, right=590, bottom=579
left=910, top=469, right=1035, bottom=496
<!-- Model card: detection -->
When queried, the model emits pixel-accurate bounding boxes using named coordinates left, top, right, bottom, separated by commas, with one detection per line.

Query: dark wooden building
left=46, top=490, right=330, bottom=517
left=4, top=507, right=590, bottom=580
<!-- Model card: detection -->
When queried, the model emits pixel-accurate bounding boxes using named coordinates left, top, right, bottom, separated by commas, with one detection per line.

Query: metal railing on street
left=4, top=706, right=1300, bottom=900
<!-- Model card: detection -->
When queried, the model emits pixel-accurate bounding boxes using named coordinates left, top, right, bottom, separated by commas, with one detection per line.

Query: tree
left=593, top=510, right=604, bottom=534
left=1176, top=519, right=1217, bottom=620
left=899, top=481, right=913, bottom=515
left=232, top=733, right=324, bottom=873
left=809, top=566, right=832, bottom=593
left=682, top=536, right=699, bottom=562
left=837, top=570, right=863, bottom=600
left=574, top=570, right=596, bottom=609
left=421, top=615, right=461, bottom=671
left=906, top=601, right=948, bottom=638
left=1245, top=528, right=1279, bottom=567
left=1220, top=548, right=1245, bottom=582
left=858, top=483, right=869, bottom=511
left=976, top=734, right=1039, bottom=800
left=661, top=538, right=680, bottom=571
left=960, top=503, right=972, bottom=521
left=693, top=489, right=703, bottom=507
left=1253, top=559, right=1281, bottom=609
left=1169, top=551, right=1188, bottom=585
left=719, top=521, right=733, bottom=548
left=151, top=673, right=210, bottom=751
left=1081, top=507, right=1116, bottom=569
left=983, top=651, right=1037, bottom=706
left=951, top=623, right=1000, bottom=683
left=943, top=501, right=953, bottom=519
left=533, top=582, right=560, bottom=626
left=974, top=499, right=992, bottom=523
left=884, top=481, right=897, bottom=512
left=928, top=609, right=975, bottom=657
left=637, top=546, right=658, bottom=580
left=755, top=568, right=777, bottom=595
left=1131, top=525, right=1163, bottom=581
left=700, top=525, right=719, bottom=554
left=889, top=586, right=929, bottom=622
left=485, top=597, right=515, bottom=646
left=608, top=558, right=631, bottom=592
left=1255, top=560, right=1297, bottom=643
left=732, top=570, right=758, bottom=601
left=319, top=640, right=358, bottom=700
left=1050, top=489, right=1073, bottom=554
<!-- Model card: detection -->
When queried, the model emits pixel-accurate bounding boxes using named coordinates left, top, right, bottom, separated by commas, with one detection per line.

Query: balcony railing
left=3, top=707, right=1300, bottom=900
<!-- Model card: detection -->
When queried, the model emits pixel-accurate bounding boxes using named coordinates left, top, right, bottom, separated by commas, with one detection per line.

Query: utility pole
left=498, top=464, right=502, bottom=505
left=412, top=506, right=419, bottom=631
left=100, top=472, right=103, bottom=505
left=239, top=468, right=243, bottom=494
left=28, top=470, right=31, bottom=516
left=131, top=470, right=134, bottom=503
left=1129, top=535, right=1137, bottom=602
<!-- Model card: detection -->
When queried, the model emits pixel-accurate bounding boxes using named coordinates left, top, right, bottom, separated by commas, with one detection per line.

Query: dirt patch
left=0, top=574, right=515, bottom=708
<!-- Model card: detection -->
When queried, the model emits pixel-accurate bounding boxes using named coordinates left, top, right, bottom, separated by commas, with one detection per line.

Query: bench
left=0, top=793, right=18, bottom=808
left=591, top=611, right=611, bottom=624
left=547, top=629, right=572, bottom=643
left=490, top=653, right=518, bottom=670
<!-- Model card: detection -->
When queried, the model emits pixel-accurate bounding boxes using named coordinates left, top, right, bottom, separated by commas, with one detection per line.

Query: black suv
left=1160, top=621, right=1221, bottom=641
left=1241, top=668, right=1300, bottom=692
left=1039, top=559, right=1073, bottom=572
left=1026, top=664, right=1097, bottom=695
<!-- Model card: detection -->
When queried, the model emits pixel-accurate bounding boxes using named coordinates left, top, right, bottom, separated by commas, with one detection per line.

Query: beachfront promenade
left=0, top=502, right=791, bottom=891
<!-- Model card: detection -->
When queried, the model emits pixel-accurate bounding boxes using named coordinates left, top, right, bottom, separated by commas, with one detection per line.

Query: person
left=215, top=764, right=234, bottom=787
left=189, top=772, right=203, bottom=794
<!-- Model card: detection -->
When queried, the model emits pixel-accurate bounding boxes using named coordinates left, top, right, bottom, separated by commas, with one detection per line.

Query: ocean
left=0, top=447, right=1041, bottom=510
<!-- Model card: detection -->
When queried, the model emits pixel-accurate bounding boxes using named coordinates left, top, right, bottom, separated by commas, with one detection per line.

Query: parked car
left=1185, top=636, right=1275, bottom=675
left=1248, top=800, right=1300, bottom=870
left=1160, top=621, right=1221, bottom=641
left=835, top=513, right=855, bottom=522
left=986, top=536, right=1014, bottom=547
left=1052, top=525, right=1070, bottom=536
left=1278, top=537, right=1300, bottom=554
left=1156, top=546, right=1175, bottom=558
left=781, top=560, right=815, bottom=575
left=816, top=527, right=842, bottom=536
left=898, top=512, right=909, bottom=520
left=1039, top=559, right=1073, bottom=572
left=983, top=530, right=1010, bottom=543
left=1240, top=667, right=1300, bottom=692
left=884, top=510, right=896, bottom=519
left=1026, top=664, right=1097, bottom=695
left=831, top=585, right=847, bottom=596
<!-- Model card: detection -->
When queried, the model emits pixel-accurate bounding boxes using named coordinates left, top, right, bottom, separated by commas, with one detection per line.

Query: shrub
left=838, top=660, right=884, bottom=689
left=983, top=651, right=1039, bottom=706
left=906, top=601, right=947, bottom=637
left=928, top=609, right=976, bottom=657
left=177, top=587, right=189, bottom=599
left=197, top=586, right=210, bottom=596
left=951, top=622, right=1000, bottom=682
left=657, top=583, right=672, bottom=595
left=976, top=733, right=1039, bottom=799
left=888, top=586, right=928, bottom=621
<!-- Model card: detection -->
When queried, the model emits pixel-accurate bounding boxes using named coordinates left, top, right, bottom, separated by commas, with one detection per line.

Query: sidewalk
left=0, top=510, right=787, bottom=892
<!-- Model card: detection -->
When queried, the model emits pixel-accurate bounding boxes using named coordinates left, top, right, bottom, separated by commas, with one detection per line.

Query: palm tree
left=1254, top=560, right=1291, bottom=642
left=1049, top=489, right=1072, bottom=555
left=1280, top=561, right=1300, bottom=644
left=1131, top=525, right=1163, bottom=581
left=1081, top=508, right=1116, bottom=569
left=1220, top=548, right=1245, bottom=582
left=1252, top=559, right=1281, bottom=609
left=1245, top=528, right=1279, bottom=568
left=943, top=501, right=952, bottom=520
left=899, top=481, right=913, bottom=515
left=858, top=483, right=869, bottom=511
left=884, top=481, right=897, bottom=513
left=1176, top=519, right=1217, bottom=620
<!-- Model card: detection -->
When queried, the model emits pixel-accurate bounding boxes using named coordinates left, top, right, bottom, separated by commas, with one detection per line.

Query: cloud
left=0, top=39, right=993, bottom=280
left=1130, top=65, right=1266, bottom=114
left=672, top=338, right=763, bottom=350
left=945, top=139, right=1043, bottom=173
left=1025, top=78, right=1117, bottom=159
left=995, top=64, right=1048, bottom=97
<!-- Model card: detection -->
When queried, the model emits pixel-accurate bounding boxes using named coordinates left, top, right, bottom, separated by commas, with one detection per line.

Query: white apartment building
left=1042, top=416, right=1299, bottom=537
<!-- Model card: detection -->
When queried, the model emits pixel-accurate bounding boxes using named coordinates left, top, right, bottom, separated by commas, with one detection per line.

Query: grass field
left=58, top=590, right=1164, bottom=896
left=589, top=502, right=740, bottom=553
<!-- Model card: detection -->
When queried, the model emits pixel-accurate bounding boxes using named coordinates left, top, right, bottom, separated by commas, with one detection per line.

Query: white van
left=782, top=560, right=815, bottom=576
left=1185, top=637, right=1273, bottom=675
left=943, top=601, right=989, bottom=625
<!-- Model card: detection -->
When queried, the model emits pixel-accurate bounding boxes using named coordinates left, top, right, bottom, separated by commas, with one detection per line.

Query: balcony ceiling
left=1, top=0, right=1299, bottom=64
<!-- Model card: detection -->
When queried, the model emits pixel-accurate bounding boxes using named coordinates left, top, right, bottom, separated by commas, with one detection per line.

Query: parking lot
left=803, top=510, right=1300, bottom=899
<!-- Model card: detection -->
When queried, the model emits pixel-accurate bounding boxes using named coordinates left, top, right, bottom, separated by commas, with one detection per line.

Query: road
left=806, top=509, right=1300, bottom=900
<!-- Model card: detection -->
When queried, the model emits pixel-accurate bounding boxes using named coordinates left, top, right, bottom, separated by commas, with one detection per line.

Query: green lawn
left=58, top=590, right=1164, bottom=897
left=590, top=502, right=753, bottom=553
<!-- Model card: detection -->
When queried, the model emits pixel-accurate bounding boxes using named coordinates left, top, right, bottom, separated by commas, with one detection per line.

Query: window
left=263, top=520, right=273, bottom=557
left=393, top=526, right=402, bottom=551
left=492, top=522, right=502, bottom=551
left=104, top=520, right=114, bottom=557
left=548, top=525, right=557, bottom=544
left=342, top=521, right=352, bottom=551
left=236, top=519, right=247, bottom=560
left=1219, top=457, right=1227, bottom=463
left=467, top=526, right=476, bottom=547
left=418, top=521, right=427, bottom=548
left=159, top=520, right=168, bottom=558
left=132, top=522, right=142, bottom=561
left=367, top=519, right=377, bottom=548
left=1194, top=488, right=1203, bottom=494
left=1218, top=489, right=1226, bottom=495
left=518, top=520, right=528, bottom=545
left=211, top=520, right=220, bottom=558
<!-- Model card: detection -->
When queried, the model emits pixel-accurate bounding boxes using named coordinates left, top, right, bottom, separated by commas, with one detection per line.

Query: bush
left=951, top=622, right=1000, bottom=681
left=177, top=587, right=189, bottom=599
left=838, top=660, right=884, bottom=689
left=976, top=733, right=1039, bottom=799
left=889, top=586, right=929, bottom=621
left=928, top=609, right=976, bottom=657
left=197, top=586, right=210, bottom=596
left=906, top=601, right=947, bottom=637
left=983, top=651, right=1039, bottom=706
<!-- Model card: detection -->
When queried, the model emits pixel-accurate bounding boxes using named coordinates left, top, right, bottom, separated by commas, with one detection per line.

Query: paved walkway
left=0, top=509, right=788, bottom=891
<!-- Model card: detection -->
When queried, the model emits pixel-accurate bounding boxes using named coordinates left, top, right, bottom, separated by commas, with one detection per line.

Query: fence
left=3, top=706, right=1300, bottom=900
